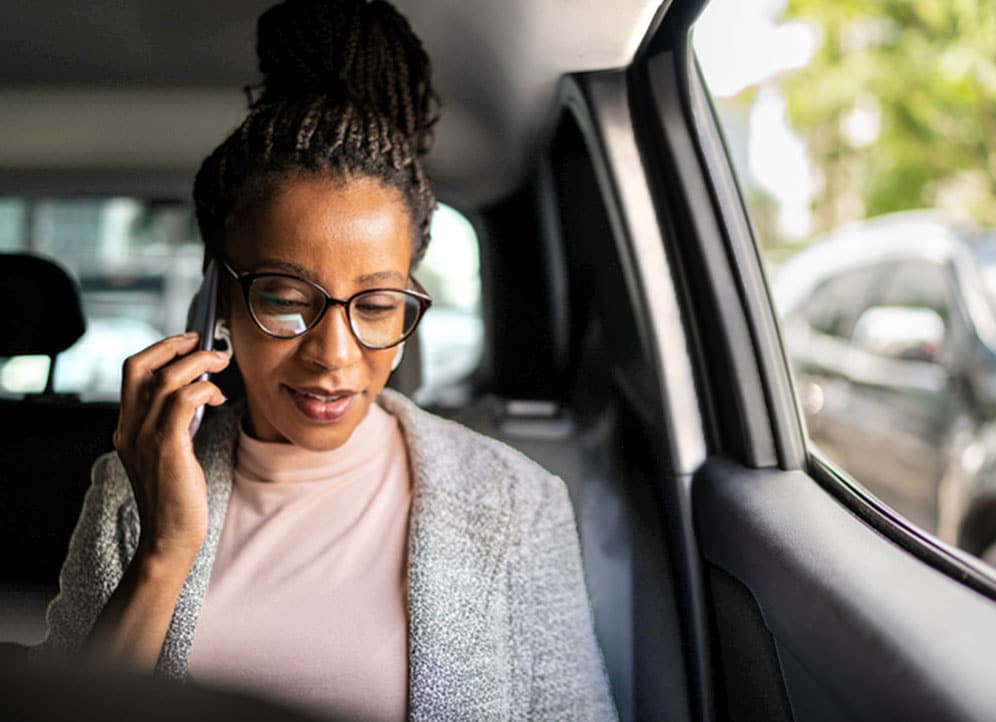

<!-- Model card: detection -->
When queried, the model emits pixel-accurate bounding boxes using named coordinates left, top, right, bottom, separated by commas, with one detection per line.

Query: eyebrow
left=252, top=258, right=406, bottom=286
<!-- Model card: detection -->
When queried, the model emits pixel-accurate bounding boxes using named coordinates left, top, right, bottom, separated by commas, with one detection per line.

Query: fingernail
left=183, top=331, right=198, bottom=338
left=214, top=351, right=230, bottom=360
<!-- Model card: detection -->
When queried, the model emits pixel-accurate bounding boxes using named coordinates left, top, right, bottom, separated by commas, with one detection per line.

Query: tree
left=781, top=0, right=996, bottom=234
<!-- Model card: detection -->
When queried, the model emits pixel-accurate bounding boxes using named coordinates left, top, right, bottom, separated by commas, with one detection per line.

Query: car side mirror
left=852, top=305, right=946, bottom=363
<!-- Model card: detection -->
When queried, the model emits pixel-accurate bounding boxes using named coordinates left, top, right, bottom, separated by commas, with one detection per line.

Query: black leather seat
left=0, top=254, right=118, bottom=643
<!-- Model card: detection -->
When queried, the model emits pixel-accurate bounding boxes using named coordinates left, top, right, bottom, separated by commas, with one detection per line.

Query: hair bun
left=254, top=0, right=438, bottom=154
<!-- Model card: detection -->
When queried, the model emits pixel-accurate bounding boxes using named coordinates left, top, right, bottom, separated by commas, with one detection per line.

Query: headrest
left=0, top=253, right=85, bottom=356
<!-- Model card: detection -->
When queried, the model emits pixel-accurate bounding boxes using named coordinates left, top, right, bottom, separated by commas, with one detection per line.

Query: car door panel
left=696, top=457, right=996, bottom=722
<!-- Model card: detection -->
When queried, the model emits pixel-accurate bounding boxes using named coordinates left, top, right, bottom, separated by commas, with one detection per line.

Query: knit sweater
left=37, top=389, right=618, bottom=721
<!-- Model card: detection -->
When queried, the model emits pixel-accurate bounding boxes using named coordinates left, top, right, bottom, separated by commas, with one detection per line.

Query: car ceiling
left=0, top=0, right=664, bottom=207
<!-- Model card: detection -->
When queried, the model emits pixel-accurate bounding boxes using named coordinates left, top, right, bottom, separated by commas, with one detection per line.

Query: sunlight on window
left=694, top=0, right=817, bottom=99
left=420, top=203, right=481, bottom=312
left=694, top=0, right=820, bottom=244
left=416, top=203, right=483, bottom=405
left=0, top=355, right=49, bottom=393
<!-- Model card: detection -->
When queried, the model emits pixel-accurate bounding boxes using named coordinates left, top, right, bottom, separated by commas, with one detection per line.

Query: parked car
left=2, top=1, right=996, bottom=721
left=773, top=211, right=996, bottom=562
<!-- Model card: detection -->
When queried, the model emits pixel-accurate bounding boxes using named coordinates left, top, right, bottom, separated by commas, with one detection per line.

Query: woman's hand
left=114, top=332, right=230, bottom=566
left=84, top=332, right=230, bottom=668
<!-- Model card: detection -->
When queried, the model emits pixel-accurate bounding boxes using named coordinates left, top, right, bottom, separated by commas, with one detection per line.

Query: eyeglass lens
left=248, top=275, right=421, bottom=347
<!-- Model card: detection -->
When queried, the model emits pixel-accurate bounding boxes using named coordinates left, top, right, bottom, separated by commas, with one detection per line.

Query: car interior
left=3, top=1, right=996, bottom=721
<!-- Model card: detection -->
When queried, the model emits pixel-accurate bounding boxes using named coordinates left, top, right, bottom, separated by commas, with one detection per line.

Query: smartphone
left=186, top=259, right=220, bottom=437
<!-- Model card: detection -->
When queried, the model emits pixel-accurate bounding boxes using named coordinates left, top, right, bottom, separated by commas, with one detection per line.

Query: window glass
left=0, top=200, right=25, bottom=251
left=0, top=198, right=483, bottom=404
left=413, top=203, right=484, bottom=404
left=800, top=266, right=879, bottom=338
left=0, top=198, right=200, bottom=399
left=694, top=1, right=996, bottom=567
left=876, top=261, right=951, bottom=321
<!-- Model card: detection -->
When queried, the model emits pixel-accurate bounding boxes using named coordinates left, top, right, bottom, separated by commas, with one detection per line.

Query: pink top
left=187, top=403, right=412, bottom=721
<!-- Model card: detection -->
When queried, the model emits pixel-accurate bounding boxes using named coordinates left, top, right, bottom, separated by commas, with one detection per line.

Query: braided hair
left=193, top=0, right=440, bottom=267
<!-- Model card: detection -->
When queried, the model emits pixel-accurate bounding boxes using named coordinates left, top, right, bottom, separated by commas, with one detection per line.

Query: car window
left=0, top=198, right=200, bottom=398
left=409, top=203, right=483, bottom=405
left=875, top=260, right=952, bottom=323
left=800, top=265, right=880, bottom=338
left=694, top=1, right=996, bottom=567
left=0, top=198, right=482, bottom=404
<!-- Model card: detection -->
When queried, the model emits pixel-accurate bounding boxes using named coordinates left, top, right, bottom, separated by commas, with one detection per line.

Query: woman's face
left=224, top=174, right=413, bottom=451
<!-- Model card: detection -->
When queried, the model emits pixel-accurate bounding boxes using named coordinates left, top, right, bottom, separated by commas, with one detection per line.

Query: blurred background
left=696, top=0, right=996, bottom=256
left=0, top=200, right=483, bottom=407
left=695, top=0, right=996, bottom=567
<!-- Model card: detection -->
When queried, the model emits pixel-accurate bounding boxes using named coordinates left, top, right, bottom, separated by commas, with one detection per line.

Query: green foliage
left=781, top=0, right=996, bottom=234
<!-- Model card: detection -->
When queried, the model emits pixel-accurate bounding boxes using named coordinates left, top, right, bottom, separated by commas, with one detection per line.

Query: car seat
left=0, top=253, right=118, bottom=644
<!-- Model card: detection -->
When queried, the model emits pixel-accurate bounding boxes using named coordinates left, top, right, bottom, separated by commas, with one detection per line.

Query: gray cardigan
left=39, top=389, right=618, bottom=721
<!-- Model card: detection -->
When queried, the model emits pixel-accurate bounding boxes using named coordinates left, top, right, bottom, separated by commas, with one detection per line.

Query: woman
left=38, top=1, right=616, bottom=719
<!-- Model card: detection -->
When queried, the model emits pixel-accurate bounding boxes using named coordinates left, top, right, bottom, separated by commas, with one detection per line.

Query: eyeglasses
left=219, top=259, right=432, bottom=349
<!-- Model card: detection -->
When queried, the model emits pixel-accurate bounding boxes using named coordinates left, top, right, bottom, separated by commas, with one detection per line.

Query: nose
left=296, top=303, right=364, bottom=370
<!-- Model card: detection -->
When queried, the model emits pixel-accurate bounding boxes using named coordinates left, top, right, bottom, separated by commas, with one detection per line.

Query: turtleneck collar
left=235, top=402, right=395, bottom=484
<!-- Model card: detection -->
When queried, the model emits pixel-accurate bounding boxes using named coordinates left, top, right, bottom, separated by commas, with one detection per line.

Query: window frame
left=643, top=9, right=996, bottom=599
left=627, top=4, right=996, bottom=721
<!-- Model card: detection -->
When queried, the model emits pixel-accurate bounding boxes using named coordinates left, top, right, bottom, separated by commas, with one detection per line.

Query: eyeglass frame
left=218, top=258, right=432, bottom=350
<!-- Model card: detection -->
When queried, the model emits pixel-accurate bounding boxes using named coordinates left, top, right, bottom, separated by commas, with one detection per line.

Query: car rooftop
left=0, top=0, right=661, bottom=207
left=771, top=209, right=992, bottom=316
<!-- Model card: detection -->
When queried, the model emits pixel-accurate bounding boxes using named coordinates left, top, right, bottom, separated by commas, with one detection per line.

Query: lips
left=284, top=384, right=357, bottom=423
